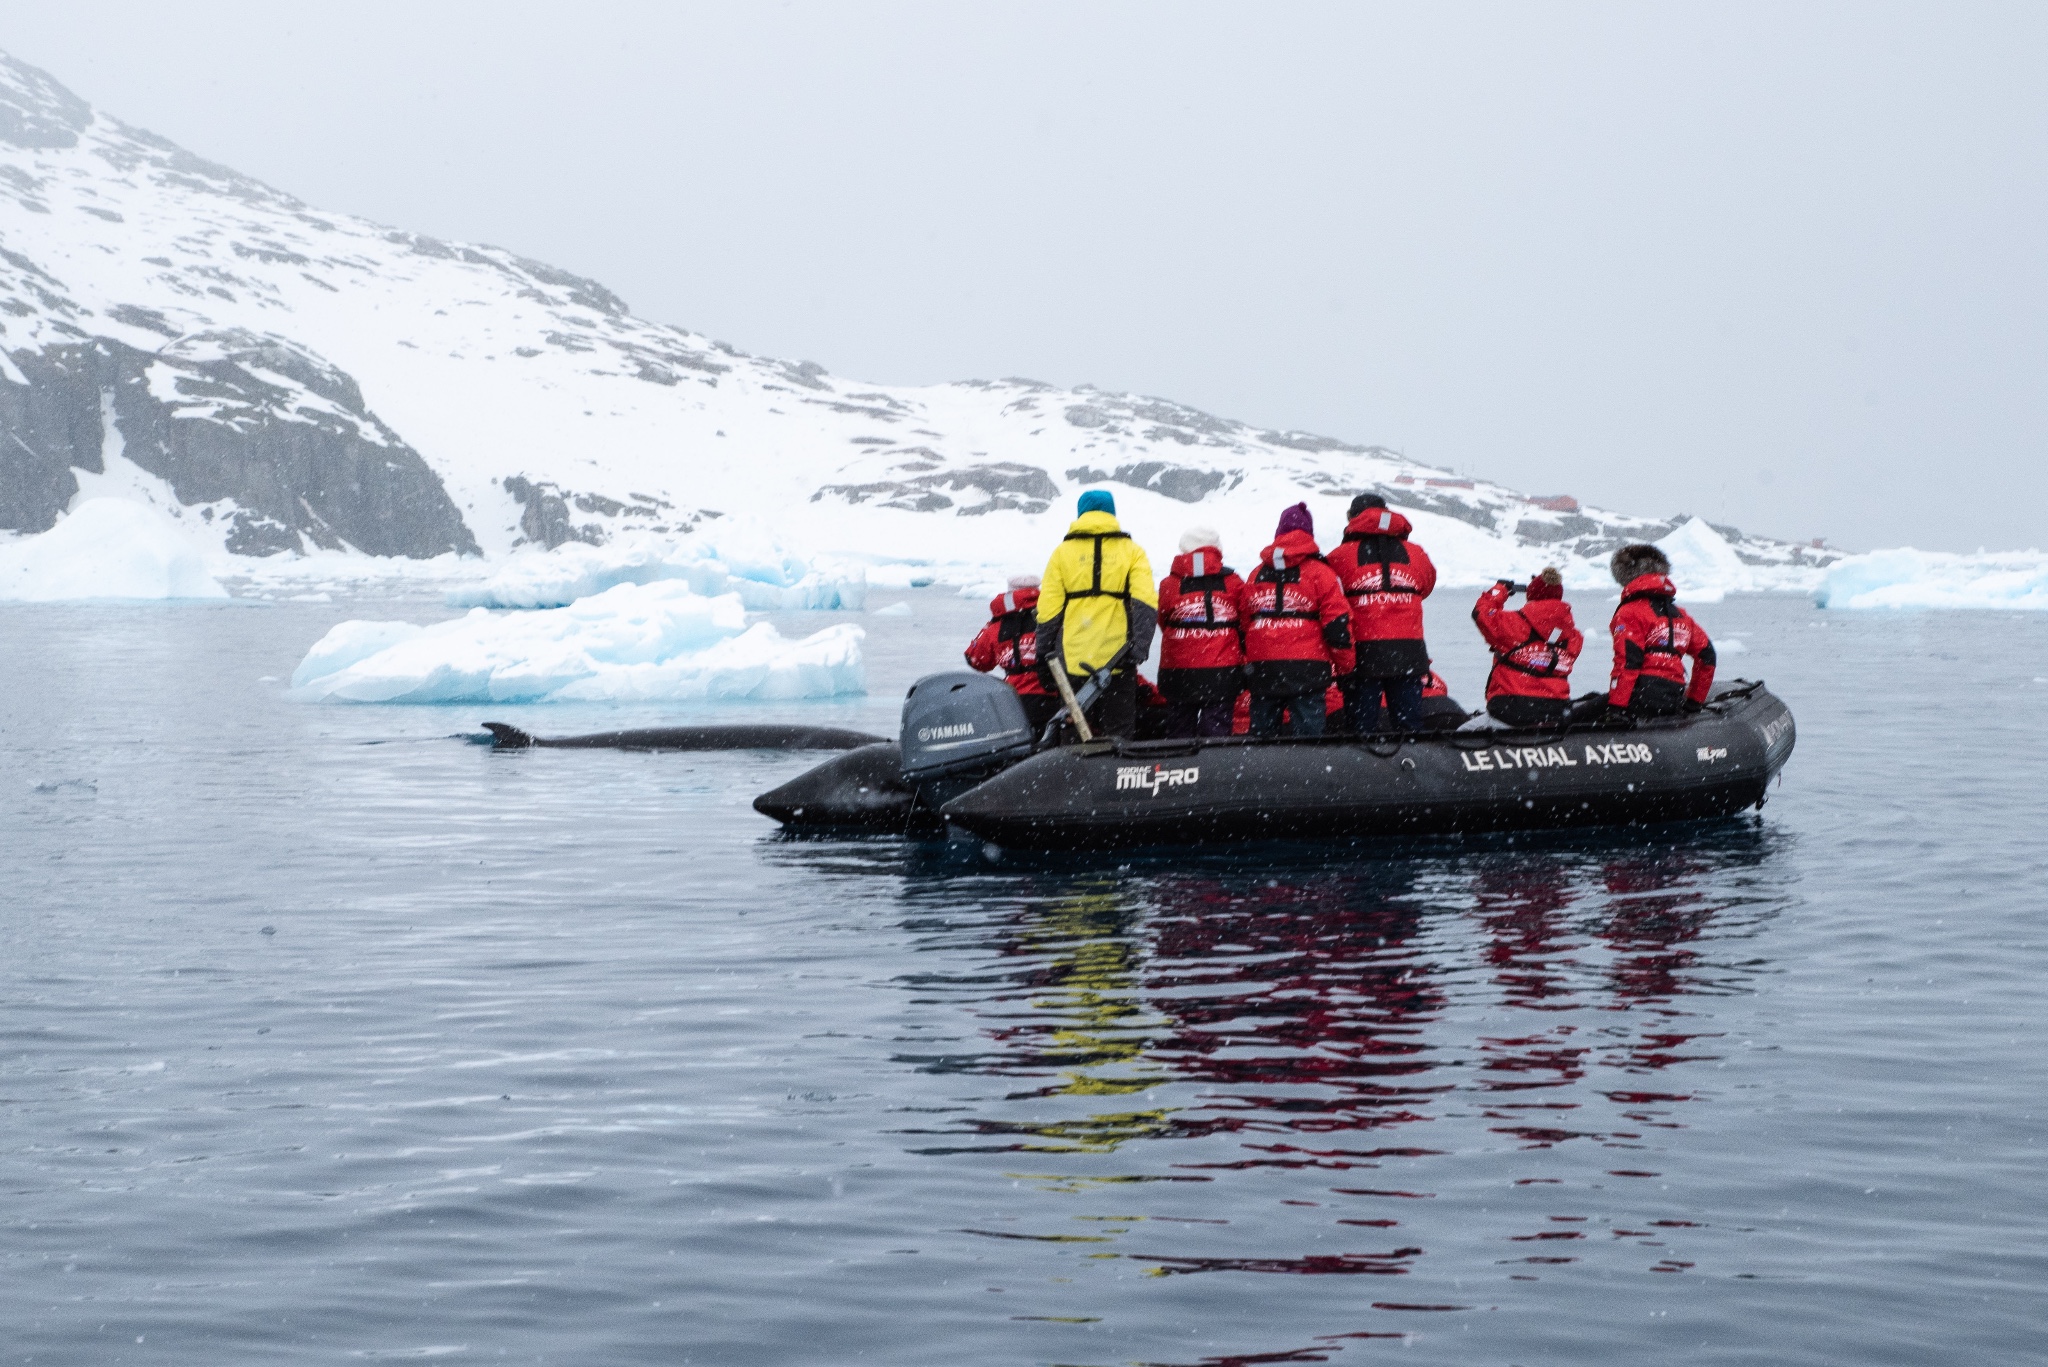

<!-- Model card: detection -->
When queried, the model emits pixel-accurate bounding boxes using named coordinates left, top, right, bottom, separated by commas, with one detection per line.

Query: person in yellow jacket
left=1036, top=490, right=1158, bottom=738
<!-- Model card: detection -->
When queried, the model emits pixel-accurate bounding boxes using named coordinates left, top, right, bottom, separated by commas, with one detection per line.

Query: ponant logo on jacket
left=1115, top=764, right=1199, bottom=795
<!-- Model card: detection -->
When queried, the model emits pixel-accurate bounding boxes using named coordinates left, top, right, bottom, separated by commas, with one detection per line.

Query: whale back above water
left=482, top=722, right=887, bottom=752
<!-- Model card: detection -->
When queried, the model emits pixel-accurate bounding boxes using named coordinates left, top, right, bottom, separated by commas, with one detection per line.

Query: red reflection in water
left=884, top=840, right=1769, bottom=1324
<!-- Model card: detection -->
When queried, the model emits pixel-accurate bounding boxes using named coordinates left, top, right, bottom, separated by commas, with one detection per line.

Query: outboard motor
left=899, top=672, right=1037, bottom=798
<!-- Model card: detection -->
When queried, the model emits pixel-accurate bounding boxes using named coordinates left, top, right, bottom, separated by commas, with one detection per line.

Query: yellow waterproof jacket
left=1036, top=510, right=1158, bottom=676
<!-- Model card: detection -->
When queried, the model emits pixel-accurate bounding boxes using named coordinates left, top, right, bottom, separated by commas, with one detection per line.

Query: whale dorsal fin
left=482, top=722, right=536, bottom=749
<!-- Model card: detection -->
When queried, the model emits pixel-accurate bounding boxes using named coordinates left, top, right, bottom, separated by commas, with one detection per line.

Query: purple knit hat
left=1275, top=502, right=1314, bottom=538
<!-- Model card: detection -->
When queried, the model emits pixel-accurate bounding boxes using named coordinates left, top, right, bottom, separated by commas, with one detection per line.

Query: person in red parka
left=1241, top=503, right=1354, bottom=738
left=1472, top=567, right=1585, bottom=728
left=1606, top=544, right=1717, bottom=718
left=964, top=574, right=1064, bottom=735
left=1325, top=494, right=1437, bottom=734
left=1155, top=526, right=1245, bottom=738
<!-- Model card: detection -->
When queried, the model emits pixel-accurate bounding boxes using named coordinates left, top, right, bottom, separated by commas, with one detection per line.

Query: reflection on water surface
left=764, top=825, right=1788, bottom=1354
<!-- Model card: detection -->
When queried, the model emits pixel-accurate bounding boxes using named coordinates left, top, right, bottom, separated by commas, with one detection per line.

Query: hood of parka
left=1618, top=572, right=1677, bottom=603
left=1170, top=546, right=1228, bottom=579
left=987, top=585, right=1039, bottom=617
left=1259, top=528, right=1322, bottom=570
left=1344, top=506, right=1413, bottom=541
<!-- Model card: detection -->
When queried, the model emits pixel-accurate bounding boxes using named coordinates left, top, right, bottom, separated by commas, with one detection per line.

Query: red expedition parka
left=1156, top=546, right=1245, bottom=705
left=1607, top=574, right=1716, bottom=708
left=1324, top=506, right=1437, bottom=679
left=1472, top=581, right=1583, bottom=702
left=1241, top=529, right=1355, bottom=698
left=963, top=586, right=1051, bottom=696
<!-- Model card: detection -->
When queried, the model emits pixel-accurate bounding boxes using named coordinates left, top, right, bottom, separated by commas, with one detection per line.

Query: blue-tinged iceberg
left=1815, top=549, right=2048, bottom=610
left=292, top=580, right=865, bottom=703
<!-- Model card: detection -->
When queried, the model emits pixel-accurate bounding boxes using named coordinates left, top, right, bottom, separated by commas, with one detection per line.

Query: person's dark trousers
left=1625, top=676, right=1687, bottom=719
left=1344, top=675, right=1426, bottom=734
left=1165, top=701, right=1234, bottom=739
left=1249, top=692, right=1326, bottom=738
left=1487, top=695, right=1571, bottom=728
left=1017, top=691, right=1065, bottom=740
left=1566, top=693, right=1610, bottom=725
left=1076, top=669, right=1138, bottom=738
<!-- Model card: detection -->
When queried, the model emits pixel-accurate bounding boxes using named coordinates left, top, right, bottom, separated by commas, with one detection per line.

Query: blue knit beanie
left=1076, top=489, right=1116, bottom=517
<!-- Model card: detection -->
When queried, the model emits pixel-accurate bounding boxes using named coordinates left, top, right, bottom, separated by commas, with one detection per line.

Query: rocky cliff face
left=0, top=57, right=475, bottom=555
left=0, top=49, right=1836, bottom=580
left=1, top=329, right=476, bottom=555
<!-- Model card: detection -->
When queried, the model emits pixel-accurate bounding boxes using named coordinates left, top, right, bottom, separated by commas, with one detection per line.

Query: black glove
left=1596, top=703, right=1634, bottom=730
left=1683, top=698, right=1704, bottom=715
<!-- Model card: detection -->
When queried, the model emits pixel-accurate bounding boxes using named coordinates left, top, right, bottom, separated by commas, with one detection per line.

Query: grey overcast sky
left=3, top=1, right=2044, bottom=552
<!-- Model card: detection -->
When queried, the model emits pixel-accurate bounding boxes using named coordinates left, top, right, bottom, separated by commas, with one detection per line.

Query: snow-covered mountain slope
left=0, top=49, right=1838, bottom=586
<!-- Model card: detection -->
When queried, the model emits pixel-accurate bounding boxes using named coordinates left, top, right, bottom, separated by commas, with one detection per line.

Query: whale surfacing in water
left=482, top=722, right=887, bottom=752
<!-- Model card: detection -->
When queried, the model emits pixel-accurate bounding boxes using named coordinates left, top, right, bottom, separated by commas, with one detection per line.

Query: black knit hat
left=1610, top=543, right=1672, bottom=585
left=1348, top=493, right=1388, bottom=518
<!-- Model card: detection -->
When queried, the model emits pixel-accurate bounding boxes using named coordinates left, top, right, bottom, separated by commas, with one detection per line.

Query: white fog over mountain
left=4, top=2, right=2042, bottom=557
left=0, top=44, right=1837, bottom=601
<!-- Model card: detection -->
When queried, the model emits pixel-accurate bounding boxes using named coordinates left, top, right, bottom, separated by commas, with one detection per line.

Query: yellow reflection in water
left=1012, top=888, right=1175, bottom=1152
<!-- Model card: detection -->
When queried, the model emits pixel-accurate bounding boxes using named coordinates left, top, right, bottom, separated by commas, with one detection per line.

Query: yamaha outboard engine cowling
left=900, top=672, right=1037, bottom=792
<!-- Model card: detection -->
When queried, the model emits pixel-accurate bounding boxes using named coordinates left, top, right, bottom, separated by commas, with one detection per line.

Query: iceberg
left=448, top=527, right=865, bottom=611
left=0, top=499, right=227, bottom=601
left=292, top=580, right=866, bottom=703
left=1815, top=548, right=2048, bottom=611
left=1652, top=518, right=1752, bottom=602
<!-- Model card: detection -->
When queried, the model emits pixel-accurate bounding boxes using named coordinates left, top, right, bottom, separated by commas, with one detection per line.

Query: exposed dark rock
left=0, top=331, right=478, bottom=557
left=494, top=483, right=673, bottom=548
left=503, top=477, right=603, bottom=550
left=0, top=55, right=92, bottom=151
left=776, top=359, right=831, bottom=391
left=222, top=510, right=300, bottom=556
left=1259, top=431, right=1369, bottom=454
left=1514, top=514, right=1602, bottom=544
left=1064, top=405, right=1114, bottom=429
left=106, top=304, right=179, bottom=337
left=1359, top=484, right=1499, bottom=533
left=511, top=255, right=628, bottom=317
left=815, top=461, right=1058, bottom=516
left=1065, top=461, right=1238, bottom=503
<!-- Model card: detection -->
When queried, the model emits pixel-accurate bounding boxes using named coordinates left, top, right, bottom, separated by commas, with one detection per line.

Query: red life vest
left=1607, top=574, right=1716, bottom=707
left=1157, top=547, right=1245, bottom=671
left=1472, top=581, right=1583, bottom=701
left=1325, top=507, right=1437, bottom=638
left=963, top=586, right=1050, bottom=696
left=1241, top=529, right=1354, bottom=695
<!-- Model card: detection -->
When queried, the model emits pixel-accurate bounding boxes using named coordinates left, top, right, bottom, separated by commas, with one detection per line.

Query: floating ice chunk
left=292, top=580, right=866, bottom=703
left=448, top=533, right=865, bottom=611
left=874, top=601, right=913, bottom=618
left=0, top=499, right=227, bottom=601
left=293, top=619, right=425, bottom=687
left=865, top=563, right=939, bottom=589
left=1815, top=548, right=2048, bottom=610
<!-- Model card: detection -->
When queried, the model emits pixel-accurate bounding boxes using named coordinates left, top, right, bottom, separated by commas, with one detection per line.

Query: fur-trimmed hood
left=1610, top=543, right=1671, bottom=586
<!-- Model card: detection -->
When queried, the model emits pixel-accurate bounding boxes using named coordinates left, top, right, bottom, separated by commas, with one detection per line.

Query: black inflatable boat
left=752, top=672, right=1796, bottom=851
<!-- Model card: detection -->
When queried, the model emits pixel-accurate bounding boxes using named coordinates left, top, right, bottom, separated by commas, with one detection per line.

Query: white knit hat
left=1178, top=526, right=1221, bottom=554
left=1007, top=573, right=1040, bottom=590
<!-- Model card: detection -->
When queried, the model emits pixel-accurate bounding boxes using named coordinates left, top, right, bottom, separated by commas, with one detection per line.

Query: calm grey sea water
left=3, top=587, right=2045, bottom=1366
